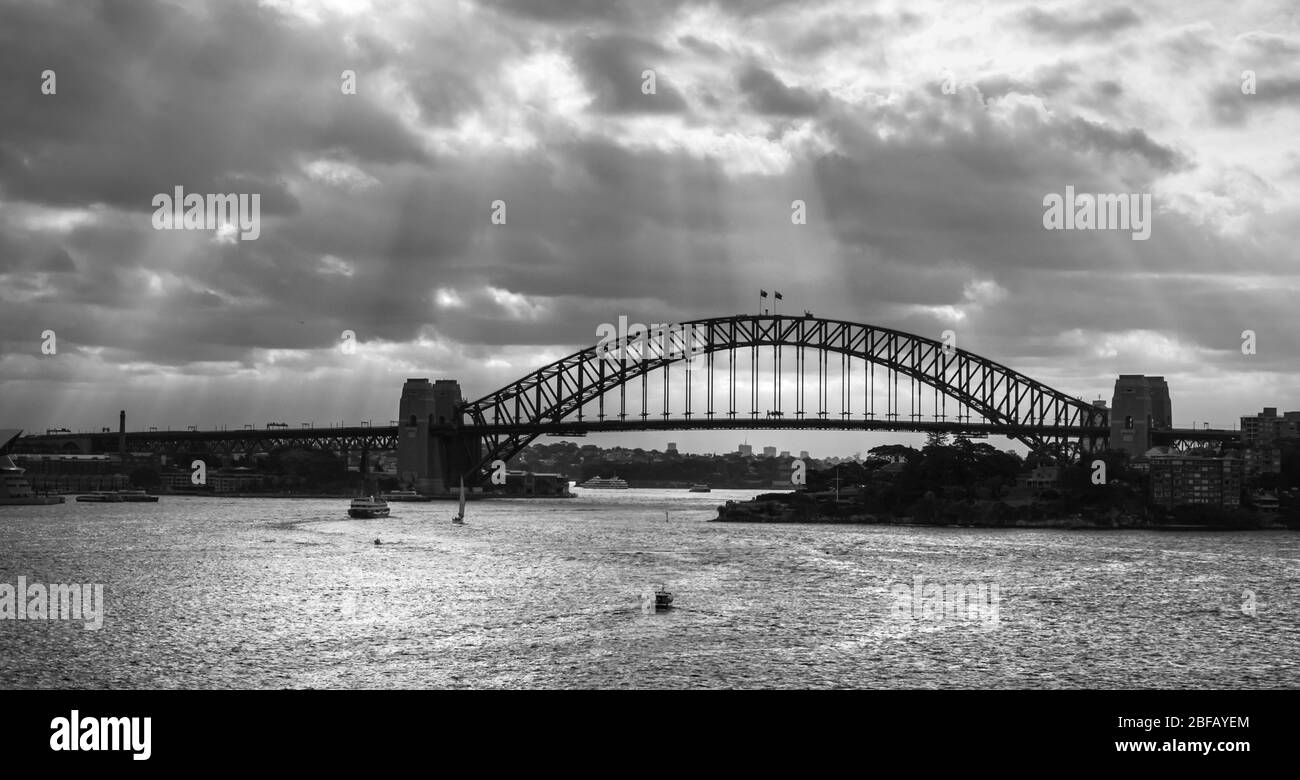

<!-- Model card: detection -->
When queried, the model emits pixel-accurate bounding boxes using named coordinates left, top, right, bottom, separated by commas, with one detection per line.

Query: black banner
left=0, top=690, right=1282, bottom=769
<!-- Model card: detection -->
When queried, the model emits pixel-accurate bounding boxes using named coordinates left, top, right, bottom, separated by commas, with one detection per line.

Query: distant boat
left=348, top=496, right=390, bottom=519
left=452, top=478, right=466, bottom=525
left=580, top=476, right=629, bottom=489
left=115, top=489, right=159, bottom=502
left=0, top=451, right=64, bottom=506
left=688, top=483, right=711, bottom=493
left=654, top=586, right=674, bottom=610
left=381, top=490, right=429, bottom=502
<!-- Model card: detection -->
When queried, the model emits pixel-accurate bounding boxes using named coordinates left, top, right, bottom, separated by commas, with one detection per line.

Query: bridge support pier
left=397, top=378, right=483, bottom=495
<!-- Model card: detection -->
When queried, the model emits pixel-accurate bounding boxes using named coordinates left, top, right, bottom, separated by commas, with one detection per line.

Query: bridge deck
left=12, top=419, right=1114, bottom=455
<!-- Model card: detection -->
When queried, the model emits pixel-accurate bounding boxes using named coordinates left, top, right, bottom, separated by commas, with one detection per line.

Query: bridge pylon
left=397, top=378, right=482, bottom=495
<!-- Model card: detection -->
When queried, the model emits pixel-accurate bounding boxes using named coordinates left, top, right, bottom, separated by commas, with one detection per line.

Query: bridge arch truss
left=459, top=315, right=1108, bottom=478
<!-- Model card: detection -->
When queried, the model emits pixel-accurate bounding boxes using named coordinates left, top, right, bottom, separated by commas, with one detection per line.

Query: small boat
left=579, top=476, right=629, bottom=489
left=381, top=490, right=429, bottom=502
left=688, top=483, right=711, bottom=493
left=115, top=489, right=159, bottom=502
left=654, top=586, right=673, bottom=610
left=76, top=491, right=124, bottom=503
left=451, top=477, right=466, bottom=525
left=348, top=496, right=390, bottom=518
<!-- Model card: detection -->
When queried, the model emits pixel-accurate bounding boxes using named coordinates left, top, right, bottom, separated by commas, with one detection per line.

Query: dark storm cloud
left=1, top=0, right=1296, bottom=435
left=973, top=63, right=1078, bottom=103
left=41, top=247, right=77, bottom=274
left=1060, top=118, right=1185, bottom=172
left=407, top=68, right=486, bottom=126
left=1159, top=25, right=1221, bottom=64
left=738, top=65, right=822, bottom=116
left=570, top=34, right=690, bottom=114
left=812, top=93, right=1194, bottom=280
left=476, top=0, right=804, bottom=25
left=679, top=34, right=726, bottom=57
left=1093, top=80, right=1123, bottom=99
left=0, top=130, right=740, bottom=362
left=0, top=0, right=425, bottom=211
left=1207, top=77, right=1300, bottom=125
left=474, top=0, right=686, bottom=25
left=1019, top=7, right=1142, bottom=41
left=787, top=18, right=877, bottom=56
left=1238, top=32, right=1300, bottom=57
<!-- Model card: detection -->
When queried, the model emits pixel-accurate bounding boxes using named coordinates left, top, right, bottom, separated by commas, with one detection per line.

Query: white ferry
left=348, top=496, right=390, bottom=518
left=579, top=476, right=629, bottom=489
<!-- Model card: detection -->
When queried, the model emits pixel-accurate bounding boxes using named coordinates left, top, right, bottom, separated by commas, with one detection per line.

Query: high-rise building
left=762, top=446, right=777, bottom=458
left=737, top=443, right=753, bottom=457
left=1148, top=452, right=1242, bottom=509
left=1240, top=408, right=1300, bottom=446
left=1110, top=375, right=1172, bottom=458
left=799, top=450, right=810, bottom=459
left=666, top=442, right=678, bottom=454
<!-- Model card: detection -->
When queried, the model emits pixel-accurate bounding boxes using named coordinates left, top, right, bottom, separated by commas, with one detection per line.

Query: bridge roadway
left=12, top=420, right=1248, bottom=460
left=12, top=418, right=1121, bottom=456
left=11, top=426, right=399, bottom=456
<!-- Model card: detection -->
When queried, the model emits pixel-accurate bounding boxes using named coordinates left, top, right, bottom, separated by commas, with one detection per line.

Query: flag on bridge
left=774, top=291, right=783, bottom=300
left=760, top=290, right=768, bottom=298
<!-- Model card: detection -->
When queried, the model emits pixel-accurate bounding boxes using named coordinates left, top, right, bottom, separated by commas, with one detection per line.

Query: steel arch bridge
left=456, top=314, right=1109, bottom=480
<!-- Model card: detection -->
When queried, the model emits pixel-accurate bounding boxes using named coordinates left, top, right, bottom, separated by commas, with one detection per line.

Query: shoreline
left=713, top=494, right=1296, bottom=532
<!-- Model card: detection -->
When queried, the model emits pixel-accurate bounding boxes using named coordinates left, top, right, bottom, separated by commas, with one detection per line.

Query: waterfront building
left=1242, top=446, right=1283, bottom=478
left=1147, top=451, right=1243, bottom=509
left=1016, top=465, right=1061, bottom=490
left=210, top=468, right=266, bottom=493
left=15, top=452, right=131, bottom=493
left=159, top=470, right=194, bottom=491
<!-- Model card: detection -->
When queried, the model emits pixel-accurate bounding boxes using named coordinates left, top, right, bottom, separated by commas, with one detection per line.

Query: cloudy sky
left=1, top=0, right=1297, bottom=455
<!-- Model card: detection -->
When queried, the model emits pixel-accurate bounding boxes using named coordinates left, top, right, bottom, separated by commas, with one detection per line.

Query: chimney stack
left=118, top=410, right=126, bottom=461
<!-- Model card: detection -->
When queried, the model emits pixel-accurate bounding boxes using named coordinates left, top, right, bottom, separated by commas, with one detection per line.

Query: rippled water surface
left=2, top=490, right=1298, bottom=689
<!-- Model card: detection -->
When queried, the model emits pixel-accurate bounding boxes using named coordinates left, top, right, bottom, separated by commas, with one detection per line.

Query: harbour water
left=1, top=489, right=1297, bottom=689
